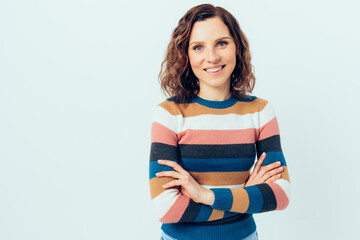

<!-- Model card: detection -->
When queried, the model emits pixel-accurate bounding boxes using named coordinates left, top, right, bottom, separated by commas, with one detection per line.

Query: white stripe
left=178, top=113, right=258, bottom=131
left=259, top=102, right=277, bottom=128
left=153, top=106, right=178, bottom=133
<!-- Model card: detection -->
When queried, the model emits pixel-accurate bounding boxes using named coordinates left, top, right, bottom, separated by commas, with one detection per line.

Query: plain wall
left=1, top=0, right=359, bottom=239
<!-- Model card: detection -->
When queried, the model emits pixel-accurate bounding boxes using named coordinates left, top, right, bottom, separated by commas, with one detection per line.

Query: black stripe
left=179, top=199, right=202, bottom=222
left=178, top=143, right=256, bottom=159
left=257, top=183, right=277, bottom=212
left=256, top=135, right=282, bottom=157
left=149, top=142, right=179, bottom=162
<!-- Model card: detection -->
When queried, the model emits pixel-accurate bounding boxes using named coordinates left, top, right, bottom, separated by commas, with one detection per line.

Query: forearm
left=199, top=188, right=215, bottom=206
left=150, top=160, right=242, bottom=223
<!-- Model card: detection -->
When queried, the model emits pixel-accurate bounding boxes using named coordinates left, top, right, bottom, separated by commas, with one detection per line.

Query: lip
left=204, top=65, right=225, bottom=75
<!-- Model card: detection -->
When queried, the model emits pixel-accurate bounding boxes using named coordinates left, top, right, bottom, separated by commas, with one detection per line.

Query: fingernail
left=261, top=152, right=265, bottom=156
left=162, top=184, right=166, bottom=188
left=158, top=160, right=163, bottom=163
left=276, top=161, right=281, bottom=165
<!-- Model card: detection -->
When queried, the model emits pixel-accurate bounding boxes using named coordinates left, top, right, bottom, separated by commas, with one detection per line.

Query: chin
left=200, top=78, right=230, bottom=88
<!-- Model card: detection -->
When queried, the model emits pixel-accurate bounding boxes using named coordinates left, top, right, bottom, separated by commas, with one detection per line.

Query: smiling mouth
left=204, top=65, right=226, bottom=73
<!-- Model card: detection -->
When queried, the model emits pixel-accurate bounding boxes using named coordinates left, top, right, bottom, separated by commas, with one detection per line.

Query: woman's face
left=188, top=17, right=237, bottom=93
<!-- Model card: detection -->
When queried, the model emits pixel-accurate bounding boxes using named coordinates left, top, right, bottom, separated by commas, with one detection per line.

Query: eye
left=193, top=45, right=202, bottom=51
left=217, top=41, right=228, bottom=47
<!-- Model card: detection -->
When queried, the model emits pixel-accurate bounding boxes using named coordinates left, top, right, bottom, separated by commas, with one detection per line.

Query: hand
left=156, top=160, right=211, bottom=204
left=244, top=152, right=284, bottom=187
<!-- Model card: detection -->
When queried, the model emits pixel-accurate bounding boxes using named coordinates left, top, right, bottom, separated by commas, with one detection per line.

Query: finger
left=264, top=174, right=282, bottom=184
left=162, top=179, right=182, bottom=188
left=156, top=171, right=182, bottom=179
left=247, top=153, right=266, bottom=183
left=158, top=160, right=188, bottom=175
left=253, top=152, right=266, bottom=173
left=268, top=166, right=284, bottom=177
left=258, top=161, right=281, bottom=178
left=260, top=167, right=283, bottom=182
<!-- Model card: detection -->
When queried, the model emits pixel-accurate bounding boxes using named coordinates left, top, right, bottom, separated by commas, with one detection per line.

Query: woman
left=149, top=4, right=291, bottom=240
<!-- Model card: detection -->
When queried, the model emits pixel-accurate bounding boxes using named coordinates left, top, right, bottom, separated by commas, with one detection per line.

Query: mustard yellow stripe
left=159, top=98, right=269, bottom=117
left=230, top=188, right=250, bottom=213
left=158, top=101, right=182, bottom=115
left=149, top=177, right=177, bottom=199
left=208, top=209, right=225, bottom=221
left=280, top=166, right=290, bottom=182
left=189, top=171, right=250, bottom=186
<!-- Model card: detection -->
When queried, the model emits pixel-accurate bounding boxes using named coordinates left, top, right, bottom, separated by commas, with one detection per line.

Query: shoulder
left=152, top=99, right=181, bottom=132
left=234, top=94, right=271, bottom=111
left=253, top=96, right=269, bottom=110
left=252, top=97, right=278, bottom=118
left=155, top=98, right=182, bottom=116
left=152, top=98, right=182, bottom=125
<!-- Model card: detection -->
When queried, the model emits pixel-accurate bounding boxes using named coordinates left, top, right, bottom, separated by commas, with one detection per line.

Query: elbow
left=157, top=210, right=179, bottom=224
left=153, top=205, right=173, bottom=223
left=153, top=202, right=179, bottom=224
left=276, top=182, right=291, bottom=211
left=152, top=189, right=184, bottom=223
left=159, top=217, right=176, bottom=224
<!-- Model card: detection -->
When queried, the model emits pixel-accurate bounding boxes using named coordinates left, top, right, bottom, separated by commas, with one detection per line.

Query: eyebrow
left=189, top=36, right=232, bottom=46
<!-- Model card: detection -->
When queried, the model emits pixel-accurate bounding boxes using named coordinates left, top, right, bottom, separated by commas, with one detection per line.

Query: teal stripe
left=260, top=151, right=287, bottom=167
left=245, top=185, right=263, bottom=213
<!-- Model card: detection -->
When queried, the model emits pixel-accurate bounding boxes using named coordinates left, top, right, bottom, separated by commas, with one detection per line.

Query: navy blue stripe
left=256, top=135, right=283, bottom=155
left=179, top=199, right=202, bottom=222
left=150, top=142, right=179, bottom=162
left=179, top=143, right=256, bottom=159
left=257, top=183, right=277, bottom=212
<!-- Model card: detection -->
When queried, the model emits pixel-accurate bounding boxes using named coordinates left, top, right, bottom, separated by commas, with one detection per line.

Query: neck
left=197, top=84, right=232, bottom=101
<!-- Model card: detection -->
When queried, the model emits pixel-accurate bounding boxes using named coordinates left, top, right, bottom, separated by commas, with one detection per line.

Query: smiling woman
left=158, top=4, right=256, bottom=105
left=150, top=4, right=291, bottom=240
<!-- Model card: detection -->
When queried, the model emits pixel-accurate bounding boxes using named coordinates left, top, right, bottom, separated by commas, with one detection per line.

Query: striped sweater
left=149, top=94, right=291, bottom=240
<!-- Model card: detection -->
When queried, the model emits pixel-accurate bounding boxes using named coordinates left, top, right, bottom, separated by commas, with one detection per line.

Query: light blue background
left=1, top=0, right=359, bottom=239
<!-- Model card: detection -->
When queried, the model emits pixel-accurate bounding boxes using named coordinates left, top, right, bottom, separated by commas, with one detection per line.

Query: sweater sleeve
left=149, top=103, right=241, bottom=223
left=209, top=100, right=291, bottom=214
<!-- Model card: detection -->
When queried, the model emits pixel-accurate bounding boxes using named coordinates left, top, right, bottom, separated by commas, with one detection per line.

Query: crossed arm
left=149, top=102, right=291, bottom=223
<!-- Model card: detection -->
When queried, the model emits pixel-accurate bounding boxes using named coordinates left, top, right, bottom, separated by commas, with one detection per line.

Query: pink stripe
left=258, top=117, right=280, bottom=141
left=178, top=129, right=257, bottom=144
left=151, top=122, right=178, bottom=146
left=160, top=194, right=189, bottom=223
left=268, top=182, right=289, bottom=210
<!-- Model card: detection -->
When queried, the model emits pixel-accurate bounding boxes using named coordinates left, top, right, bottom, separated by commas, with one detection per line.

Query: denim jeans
left=160, top=229, right=258, bottom=240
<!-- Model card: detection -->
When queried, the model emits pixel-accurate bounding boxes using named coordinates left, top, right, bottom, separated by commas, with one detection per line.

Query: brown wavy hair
left=158, top=4, right=256, bottom=103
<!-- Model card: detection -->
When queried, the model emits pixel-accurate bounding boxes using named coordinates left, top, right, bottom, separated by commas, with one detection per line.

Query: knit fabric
left=149, top=94, right=291, bottom=240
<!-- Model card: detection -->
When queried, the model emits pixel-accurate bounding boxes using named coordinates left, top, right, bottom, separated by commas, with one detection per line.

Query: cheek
left=226, top=49, right=237, bottom=64
left=222, top=45, right=236, bottom=62
left=189, top=54, right=204, bottom=71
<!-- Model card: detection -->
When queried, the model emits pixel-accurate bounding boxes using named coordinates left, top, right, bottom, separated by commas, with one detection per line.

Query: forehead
left=189, top=17, right=232, bottom=42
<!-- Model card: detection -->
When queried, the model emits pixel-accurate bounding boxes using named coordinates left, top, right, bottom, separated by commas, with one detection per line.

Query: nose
left=206, top=48, right=220, bottom=63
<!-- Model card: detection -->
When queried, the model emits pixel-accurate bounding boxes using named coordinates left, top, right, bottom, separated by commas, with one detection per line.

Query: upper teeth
left=206, top=66, right=223, bottom=72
